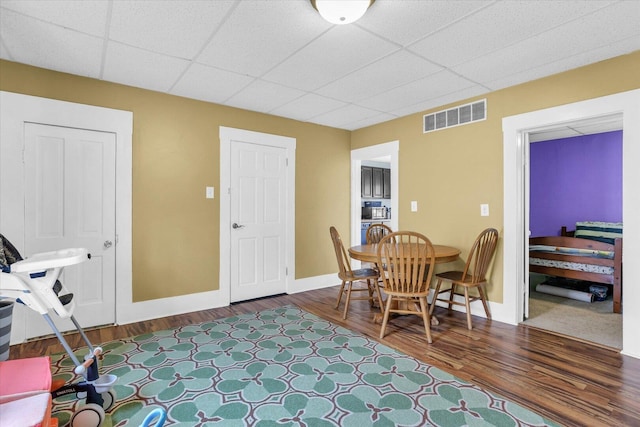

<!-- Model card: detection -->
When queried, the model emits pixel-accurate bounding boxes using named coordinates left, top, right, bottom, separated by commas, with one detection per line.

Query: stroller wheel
left=70, top=403, right=105, bottom=427
left=101, top=390, right=116, bottom=411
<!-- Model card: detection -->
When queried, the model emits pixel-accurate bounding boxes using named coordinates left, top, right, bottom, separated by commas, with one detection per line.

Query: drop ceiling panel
left=530, top=128, right=582, bottom=142
left=529, top=114, right=622, bottom=142
left=572, top=122, right=622, bottom=136
left=171, top=63, right=254, bottom=104
left=104, top=42, right=190, bottom=92
left=359, top=69, right=478, bottom=112
left=262, top=24, right=398, bottom=92
left=109, top=0, right=235, bottom=59
left=316, top=50, right=443, bottom=103
left=1, top=0, right=109, bottom=37
left=340, top=112, right=398, bottom=131
left=311, top=104, right=384, bottom=129
left=225, top=80, right=306, bottom=113
left=197, top=1, right=329, bottom=77
left=453, top=1, right=640, bottom=85
left=270, top=93, right=347, bottom=122
left=484, top=35, right=640, bottom=91
left=408, top=0, right=613, bottom=67
left=0, top=9, right=103, bottom=79
left=356, top=0, right=492, bottom=46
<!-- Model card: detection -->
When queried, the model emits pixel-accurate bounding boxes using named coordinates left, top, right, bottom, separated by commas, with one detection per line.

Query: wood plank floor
left=10, top=286, right=640, bottom=426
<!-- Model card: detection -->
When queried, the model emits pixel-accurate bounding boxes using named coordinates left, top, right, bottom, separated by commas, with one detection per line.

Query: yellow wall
left=2, top=51, right=638, bottom=304
left=352, top=50, right=640, bottom=303
left=0, top=59, right=351, bottom=301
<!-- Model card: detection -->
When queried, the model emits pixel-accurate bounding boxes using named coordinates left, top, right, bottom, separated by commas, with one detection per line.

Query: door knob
left=104, top=240, right=113, bottom=249
left=232, top=223, right=245, bottom=229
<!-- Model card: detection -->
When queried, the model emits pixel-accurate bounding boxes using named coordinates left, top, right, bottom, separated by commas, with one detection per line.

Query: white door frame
left=502, top=89, right=640, bottom=358
left=219, top=127, right=296, bottom=304
left=0, top=91, right=132, bottom=344
left=350, top=141, right=399, bottom=249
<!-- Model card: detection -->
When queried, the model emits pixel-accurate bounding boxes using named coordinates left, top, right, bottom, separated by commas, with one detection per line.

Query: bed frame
left=529, top=230, right=623, bottom=313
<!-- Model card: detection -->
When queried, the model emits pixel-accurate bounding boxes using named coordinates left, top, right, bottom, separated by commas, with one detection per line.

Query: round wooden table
left=348, top=244, right=460, bottom=264
left=348, top=243, right=461, bottom=324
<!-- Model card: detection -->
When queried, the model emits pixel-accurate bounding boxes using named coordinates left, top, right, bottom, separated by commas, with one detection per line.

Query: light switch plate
left=480, top=203, right=489, bottom=216
left=206, top=186, right=215, bottom=199
left=411, top=201, right=418, bottom=212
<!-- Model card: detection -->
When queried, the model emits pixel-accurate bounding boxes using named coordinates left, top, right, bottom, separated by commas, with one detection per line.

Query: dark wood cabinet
left=372, top=168, right=384, bottom=198
left=361, top=167, right=373, bottom=198
left=383, top=169, right=391, bottom=199
left=361, top=167, right=391, bottom=199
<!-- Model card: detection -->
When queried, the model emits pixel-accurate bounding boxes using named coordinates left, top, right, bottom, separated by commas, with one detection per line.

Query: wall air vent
left=423, top=99, right=486, bottom=133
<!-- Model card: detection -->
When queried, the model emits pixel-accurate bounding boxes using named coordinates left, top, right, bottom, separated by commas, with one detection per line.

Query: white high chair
left=0, top=240, right=117, bottom=427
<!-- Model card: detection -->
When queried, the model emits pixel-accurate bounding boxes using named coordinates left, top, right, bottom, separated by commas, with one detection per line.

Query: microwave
left=362, top=206, right=387, bottom=220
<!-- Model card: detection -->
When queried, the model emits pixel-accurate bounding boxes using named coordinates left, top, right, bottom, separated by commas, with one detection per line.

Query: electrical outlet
left=411, top=201, right=418, bottom=212
left=480, top=204, right=489, bottom=216
left=206, top=186, right=215, bottom=199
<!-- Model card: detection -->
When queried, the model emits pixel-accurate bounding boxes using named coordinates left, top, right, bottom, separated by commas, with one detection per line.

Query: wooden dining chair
left=329, top=226, right=383, bottom=320
left=376, top=231, right=435, bottom=343
left=365, top=223, right=393, bottom=294
left=365, top=223, right=393, bottom=244
left=429, top=228, right=499, bottom=330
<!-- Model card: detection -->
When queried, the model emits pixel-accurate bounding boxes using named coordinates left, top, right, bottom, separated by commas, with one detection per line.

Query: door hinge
left=286, top=267, right=288, bottom=276
left=286, top=158, right=289, bottom=167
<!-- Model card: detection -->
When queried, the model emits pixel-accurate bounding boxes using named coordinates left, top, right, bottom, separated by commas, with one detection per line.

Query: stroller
left=0, top=234, right=117, bottom=427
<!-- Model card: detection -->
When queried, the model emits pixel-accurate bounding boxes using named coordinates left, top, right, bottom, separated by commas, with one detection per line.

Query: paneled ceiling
left=1, top=0, right=638, bottom=131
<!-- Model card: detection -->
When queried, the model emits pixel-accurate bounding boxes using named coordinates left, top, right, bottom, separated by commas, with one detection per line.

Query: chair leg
left=367, top=279, right=375, bottom=307
left=447, top=283, right=456, bottom=311
left=418, top=296, right=432, bottom=344
left=477, top=284, right=492, bottom=320
left=464, top=287, right=473, bottom=330
left=379, top=295, right=393, bottom=339
left=429, top=279, right=443, bottom=315
left=372, top=280, right=384, bottom=314
left=343, top=281, right=353, bottom=320
left=335, top=280, right=346, bottom=310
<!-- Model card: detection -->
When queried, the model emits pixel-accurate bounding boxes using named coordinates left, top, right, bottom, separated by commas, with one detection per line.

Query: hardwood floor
left=10, top=286, right=640, bottom=426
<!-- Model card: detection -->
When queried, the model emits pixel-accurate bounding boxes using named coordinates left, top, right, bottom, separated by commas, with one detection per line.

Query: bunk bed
left=529, top=222, right=623, bottom=313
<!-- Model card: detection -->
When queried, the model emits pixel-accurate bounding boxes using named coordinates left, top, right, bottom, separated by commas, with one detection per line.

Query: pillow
left=574, top=221, right=622, bottom=245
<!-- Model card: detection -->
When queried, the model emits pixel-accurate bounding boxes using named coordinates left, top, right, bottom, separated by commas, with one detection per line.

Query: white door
left=23, top=123, right=116, bottom=338
left=230, top=141, right=287, bottom=302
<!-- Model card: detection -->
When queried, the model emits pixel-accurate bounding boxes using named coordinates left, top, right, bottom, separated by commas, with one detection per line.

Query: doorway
left=523, top=128, right=623, bottom=348
left=350, top=141, right=399, bottom=252
left=219, top=127, right=296, bottom=304
left=502, top=88, right=640, bottom=358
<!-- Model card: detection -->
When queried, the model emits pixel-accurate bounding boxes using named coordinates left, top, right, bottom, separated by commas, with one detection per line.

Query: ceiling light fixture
left=311, top=0, right=375, bottom=25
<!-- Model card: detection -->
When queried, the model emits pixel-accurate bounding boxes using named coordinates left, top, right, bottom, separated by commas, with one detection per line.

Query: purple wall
left=529, top=130, right=622, bottom=237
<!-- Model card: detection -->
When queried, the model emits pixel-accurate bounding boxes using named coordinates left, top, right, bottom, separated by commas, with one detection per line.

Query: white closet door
left=24, top=123, right=116, bottom=338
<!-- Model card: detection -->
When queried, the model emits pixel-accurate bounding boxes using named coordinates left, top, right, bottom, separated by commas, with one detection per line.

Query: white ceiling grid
left=0, top=0, right=638, bottom=131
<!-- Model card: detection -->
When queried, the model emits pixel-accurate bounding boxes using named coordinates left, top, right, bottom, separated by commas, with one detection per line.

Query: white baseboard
left=117, top=289, right=228, bottom=326
left=117, top=274, right=339, bottom=326
left=429, top=290, right=513, bottom=325
left=289, top=273, right=338, bottom=294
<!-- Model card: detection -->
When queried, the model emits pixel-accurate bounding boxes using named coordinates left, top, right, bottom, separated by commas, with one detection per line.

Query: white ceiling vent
left=423, top=99, right=486, bottom=133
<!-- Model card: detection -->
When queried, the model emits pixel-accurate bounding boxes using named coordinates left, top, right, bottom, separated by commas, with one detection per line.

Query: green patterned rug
left=50, top=306, right=558, bottom=426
